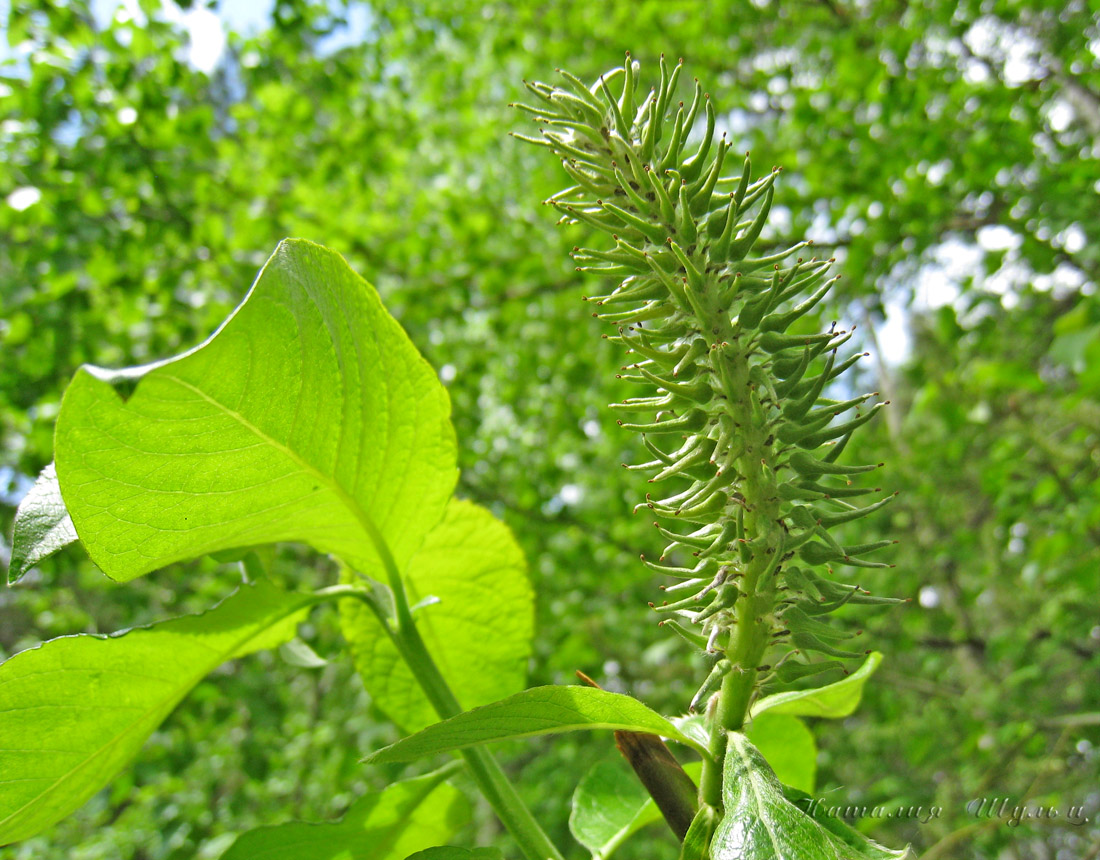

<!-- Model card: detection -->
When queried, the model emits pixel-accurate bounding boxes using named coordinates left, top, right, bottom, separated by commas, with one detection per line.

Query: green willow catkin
left=514, top=55, right=902, bottom=707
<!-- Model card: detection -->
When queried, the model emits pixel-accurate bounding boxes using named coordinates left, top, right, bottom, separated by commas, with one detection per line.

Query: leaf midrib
left=161, top=373, right=398, bottom=577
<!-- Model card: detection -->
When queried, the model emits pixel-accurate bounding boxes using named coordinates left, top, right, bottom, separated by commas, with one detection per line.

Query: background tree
left=1, top=1, right=1097, bottom=858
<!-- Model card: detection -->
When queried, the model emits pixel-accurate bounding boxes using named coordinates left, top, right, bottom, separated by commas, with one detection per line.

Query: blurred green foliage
left=1, top=1, right=1097, bottom=858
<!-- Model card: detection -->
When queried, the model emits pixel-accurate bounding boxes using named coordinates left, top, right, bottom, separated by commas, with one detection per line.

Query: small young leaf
left=671, top=712, right=711, bottom=747
left=571, top=759, right=704, bottom=860
left=750, top=652, right=882, bottom=720
left=712, top=733, right=913, bottom=860
left=221, top=768, right=469, bottom=860
left=570, top=759, right=662, bottom=859
left=364, top=686, right=709, bottom=764
left=0, top=581, right=319, bottom=845
left=8, top=463, right=78, bottom=583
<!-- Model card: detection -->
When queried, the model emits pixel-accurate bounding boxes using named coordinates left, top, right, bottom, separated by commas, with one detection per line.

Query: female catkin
left=514, top=54, right=901, bottom=752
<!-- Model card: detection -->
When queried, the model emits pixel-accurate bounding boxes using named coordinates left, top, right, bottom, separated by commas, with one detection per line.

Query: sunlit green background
left=2, top=1, right=1098, bottom=858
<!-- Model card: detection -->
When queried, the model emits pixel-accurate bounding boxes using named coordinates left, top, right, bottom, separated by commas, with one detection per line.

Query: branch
left=577, top=671, right=697, bottom=840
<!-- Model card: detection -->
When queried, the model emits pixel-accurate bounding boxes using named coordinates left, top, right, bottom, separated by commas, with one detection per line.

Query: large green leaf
left=221, top=768, right=470, bottom=860
left=0, top=581, right=318, bottom=845
left=780, top=785, right=921, bottom=859
left=405, top=849, right=506, bottom=860
left=750, top=652, right=882, bottom=720
left=711, top=733, right=912, bottom=860
left=8, top=463, right=78, bottom=583
left=51, top=239, right=457, bottom=582
left=569, top=759, right=703, bottom=860
left=364, top=686, right=709, bottom=764
left=340, top=498, right=534, bottom=732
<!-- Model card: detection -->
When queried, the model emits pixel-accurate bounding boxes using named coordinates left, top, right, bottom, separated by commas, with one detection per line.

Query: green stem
left=695, top=291, right=782, bottom=812
left=393, top=614, right=564, bottom=860
left=340, top=545, right=563, bottom=860
left=698, top=599, right=765, bottom=808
